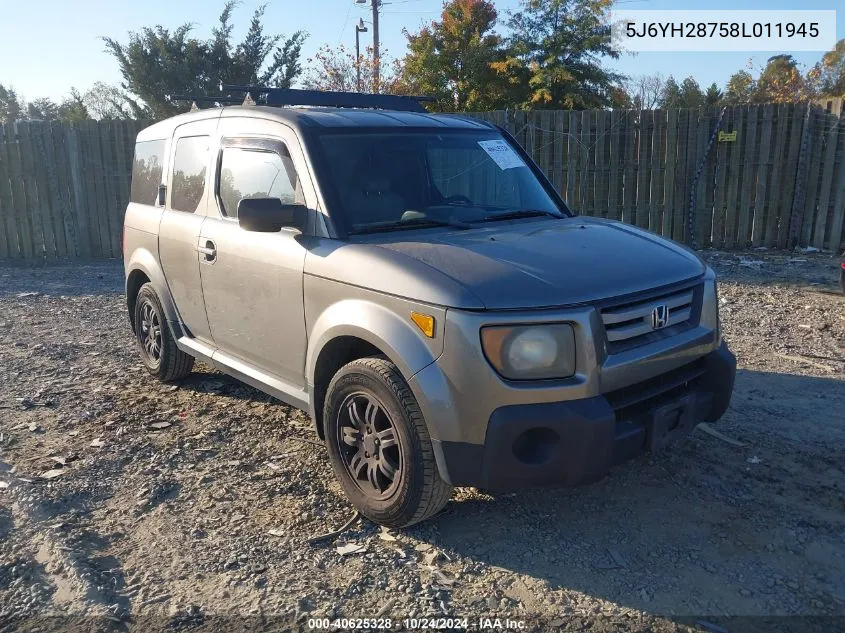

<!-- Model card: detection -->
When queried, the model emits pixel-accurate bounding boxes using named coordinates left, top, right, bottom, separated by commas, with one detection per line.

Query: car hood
left=368, top=217, right=706, bottom=309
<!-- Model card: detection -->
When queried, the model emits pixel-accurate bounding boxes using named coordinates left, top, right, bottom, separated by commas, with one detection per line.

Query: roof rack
left=167, top=94, right=247, bottom=111
left=219, top=83, right=434, bottom=113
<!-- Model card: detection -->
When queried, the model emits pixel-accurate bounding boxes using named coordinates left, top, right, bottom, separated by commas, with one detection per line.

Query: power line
left=337, top=0, right=355, bottom=47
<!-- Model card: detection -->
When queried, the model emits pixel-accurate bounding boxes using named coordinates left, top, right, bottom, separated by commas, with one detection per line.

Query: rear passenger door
left=158, top=119, right=218, bottom=343
left=198, top=119, right=311, bottom=388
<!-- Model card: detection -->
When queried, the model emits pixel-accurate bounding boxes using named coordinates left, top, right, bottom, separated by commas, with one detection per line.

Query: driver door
left=198, top=119, right=313, bottom=388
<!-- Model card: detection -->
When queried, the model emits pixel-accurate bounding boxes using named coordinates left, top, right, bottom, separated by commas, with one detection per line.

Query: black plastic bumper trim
left=431, top=343, right=736, bottom=490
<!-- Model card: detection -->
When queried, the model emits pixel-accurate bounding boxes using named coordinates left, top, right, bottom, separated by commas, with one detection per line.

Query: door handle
left=196, top=240, right=217, bottom=261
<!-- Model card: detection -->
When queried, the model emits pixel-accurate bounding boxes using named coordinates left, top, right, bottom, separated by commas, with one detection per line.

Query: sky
left=0, top=0, right=842, bottom=103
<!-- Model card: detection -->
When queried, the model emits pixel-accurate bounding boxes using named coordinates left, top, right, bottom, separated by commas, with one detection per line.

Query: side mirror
left=237, top=198, right=306, bottom=233
left=156, top=184, right=167, bottom=207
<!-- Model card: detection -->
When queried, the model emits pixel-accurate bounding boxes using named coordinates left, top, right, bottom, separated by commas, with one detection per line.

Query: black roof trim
left=168, top=95, right=243, bottom=105
left=220, top=84, right=434, bottom=113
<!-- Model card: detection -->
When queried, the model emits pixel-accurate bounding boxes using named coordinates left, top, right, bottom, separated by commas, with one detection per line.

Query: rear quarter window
left=129, top=140, right=166, bottom=205
left=171, top=136, right=209, bottom=213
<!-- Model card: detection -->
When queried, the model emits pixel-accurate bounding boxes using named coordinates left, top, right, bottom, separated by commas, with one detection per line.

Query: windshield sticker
left=478, top=140, right=525, bottom=170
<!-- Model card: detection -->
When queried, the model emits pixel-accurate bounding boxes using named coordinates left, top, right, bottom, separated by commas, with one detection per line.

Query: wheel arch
left=306, top=300, right=442, bottom=439
left=125, top=249, right=180, bottom=333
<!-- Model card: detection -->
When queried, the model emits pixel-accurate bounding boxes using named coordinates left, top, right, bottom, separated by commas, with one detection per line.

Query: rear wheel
left=324, top=356, right=452, bottom=528
left=134, top=283, right=194, bottom=382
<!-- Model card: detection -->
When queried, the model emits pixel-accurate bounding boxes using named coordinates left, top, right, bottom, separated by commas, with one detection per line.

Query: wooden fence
left=0, top=120, right=146, bottom=260
left=0, top=104, right=843, bottom=260
left=474, top=104, right=845, bottom=253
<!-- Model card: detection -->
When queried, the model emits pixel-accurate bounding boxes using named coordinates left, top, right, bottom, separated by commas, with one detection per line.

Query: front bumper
left=431, top=342, right=736, bottom=491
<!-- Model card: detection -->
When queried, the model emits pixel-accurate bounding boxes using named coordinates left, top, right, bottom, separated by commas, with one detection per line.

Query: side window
left=130, top=140, right=165, bottom=205
left=171, top=136, right=209, bottom=213
left=218, top=146, right=303, bottom=218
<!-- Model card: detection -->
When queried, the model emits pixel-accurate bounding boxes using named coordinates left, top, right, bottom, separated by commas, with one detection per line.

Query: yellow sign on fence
left=718, top=130, right=738, bottom=142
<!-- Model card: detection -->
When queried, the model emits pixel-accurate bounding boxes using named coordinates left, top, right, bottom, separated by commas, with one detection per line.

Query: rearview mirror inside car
left=238, top=198, right=306, bottom=233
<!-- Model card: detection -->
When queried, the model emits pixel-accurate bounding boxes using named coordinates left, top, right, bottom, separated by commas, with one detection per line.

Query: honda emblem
left=651, top=305, right=669, bottom=330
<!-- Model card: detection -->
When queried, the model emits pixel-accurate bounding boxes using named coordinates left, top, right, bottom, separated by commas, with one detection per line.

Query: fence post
left=66, top=126, right=92, bottom=259
left=812, top=111, right=841, bottom=250
left=788, top=103, right=813, bottom=250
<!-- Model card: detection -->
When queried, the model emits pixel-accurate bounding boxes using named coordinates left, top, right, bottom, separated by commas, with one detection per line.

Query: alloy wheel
left=139, top=300, right=162, bottom=366
left=336, top=392, right=402, bottom=499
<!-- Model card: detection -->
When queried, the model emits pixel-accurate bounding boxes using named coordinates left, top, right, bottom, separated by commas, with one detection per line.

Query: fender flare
left=125, top=248, right=181, bottom=328
left=305, top=299, right=443, bottom=420
left=306, top=299, right=441, bottom=383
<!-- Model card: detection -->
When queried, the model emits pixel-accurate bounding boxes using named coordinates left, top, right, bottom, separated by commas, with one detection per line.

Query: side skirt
left=176, top=336, right=311, bottom=413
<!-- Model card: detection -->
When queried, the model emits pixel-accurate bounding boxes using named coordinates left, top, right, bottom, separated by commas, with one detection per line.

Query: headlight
left=480, top=324, right=576, bottom=380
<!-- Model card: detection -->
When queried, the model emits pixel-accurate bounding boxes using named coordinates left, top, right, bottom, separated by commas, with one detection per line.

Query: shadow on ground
left=421, top=369, right=845, bottom=619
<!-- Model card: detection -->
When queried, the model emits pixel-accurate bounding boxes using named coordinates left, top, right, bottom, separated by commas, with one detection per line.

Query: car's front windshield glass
left=315, top=130, right=567, bottom=234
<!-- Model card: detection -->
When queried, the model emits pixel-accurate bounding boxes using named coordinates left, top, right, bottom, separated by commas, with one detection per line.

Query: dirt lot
left=1, top=250, right=844, bottom=633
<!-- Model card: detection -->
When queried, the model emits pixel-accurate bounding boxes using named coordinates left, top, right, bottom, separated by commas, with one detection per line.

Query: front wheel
left=324, top=357, right=452, bottom=528
left=134, top=283, right=194, bottom=382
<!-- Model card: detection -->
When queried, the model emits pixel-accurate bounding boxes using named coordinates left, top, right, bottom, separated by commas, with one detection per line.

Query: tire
left=324, top=356, right=452, bottom=528
left=134, top=282, right=194, bottom=382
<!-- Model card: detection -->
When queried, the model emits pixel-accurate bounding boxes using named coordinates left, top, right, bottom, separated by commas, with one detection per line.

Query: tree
left=502, top=0, right=622, bottom=109
left=1, top=84, right=90, bottom=123
left=678, top=77, right=705, bottom=108
left=608, top=84, right=633, bottom=109
left=102, top=1, right=307, bottom=119
left=624, top=73, right=665, bottom=110
left=304, top=44, right=400, bottom=93
left=723, top=70, right=755, bottom=105
left=658, top=76, right=706, bottom=108
left=704, top=83, right=722, bottom=107
left=0, top=84, right=25, bottom=123
left=660, top=76, right=682, bottom=108
left=26, top=98, right=60, bottom=121
left=755, top=55, right=812, bottom=103
left=22, top=90, right=90, bottom=123
left=83, top=82, right=134, bottom=120
left=813, top=38, right=845, bottom=96
left=397, top=0, right=510, bottom=111
left=58, top=89, right=90, bottom=123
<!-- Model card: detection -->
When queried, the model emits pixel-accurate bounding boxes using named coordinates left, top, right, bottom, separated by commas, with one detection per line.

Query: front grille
left=600, top=284, right=701, bottom=353
left=605, top=357, right=707, bottom=423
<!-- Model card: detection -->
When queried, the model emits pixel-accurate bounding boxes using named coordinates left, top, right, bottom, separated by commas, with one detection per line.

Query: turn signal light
left=411, top=312, right=435, bottom=338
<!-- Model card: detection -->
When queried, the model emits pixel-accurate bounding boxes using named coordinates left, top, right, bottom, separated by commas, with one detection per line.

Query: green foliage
left=102, top=1, right=307, bottom=119
left=0, top=83, right=24, bottom=123
left=704, top=83, right=722, bottom=107
left=82, top=82, right=134, bottom=120
left=812, top=38, right=845, bottom=96
left=26, top=98, right=60, bottom=122
left=502, top=0, right=621, bottom=109
left=660, top=76, right=682, bottom=108
left=0, top=84, right=89, bottom=124
left=58, top=89, right=90, bottom=123
left=755, top=55, right=811, bottom=103
left=396, top=0, right=511, bottom=111
left=657, top=76, right=712, bottom=108
left=678, top=77, right=704, bottom=108
left=723, top=71, right=754, bottom=105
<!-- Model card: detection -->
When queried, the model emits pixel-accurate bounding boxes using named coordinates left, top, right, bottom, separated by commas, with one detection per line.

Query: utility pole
left=356, top=0, right=380, bottom=93
left=371, top=0, right=380, bottom=93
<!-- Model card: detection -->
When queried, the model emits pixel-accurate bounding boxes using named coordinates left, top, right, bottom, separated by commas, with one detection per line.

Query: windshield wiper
left=350, top=217, right=471, bottom=234
left=480, top=209, right=563, bottom=223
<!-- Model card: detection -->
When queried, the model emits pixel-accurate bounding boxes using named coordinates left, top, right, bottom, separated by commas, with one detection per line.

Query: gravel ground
left=0, top=251, right=843, bottom=633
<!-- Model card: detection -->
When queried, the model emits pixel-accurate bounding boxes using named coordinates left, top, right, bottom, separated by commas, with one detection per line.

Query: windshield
left=314, top=130, right=567, bottom=234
